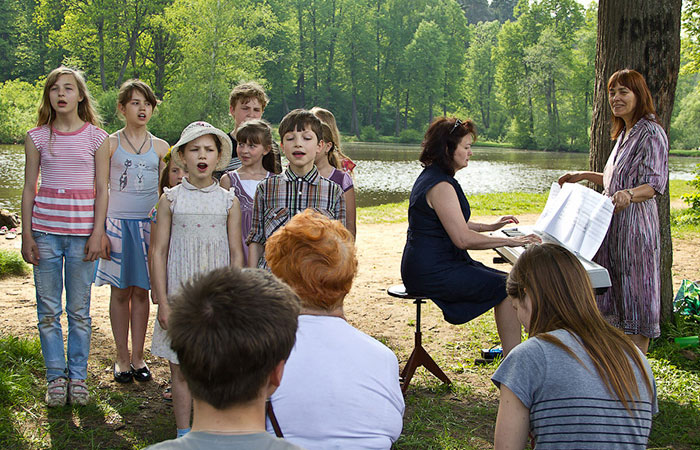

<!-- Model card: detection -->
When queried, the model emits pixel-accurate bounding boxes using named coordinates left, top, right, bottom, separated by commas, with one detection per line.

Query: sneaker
left=45, top=377, right=68, bottom=407
left=5, top=228, right=17, bottom=239
left=68, top=379, right=90, bottom=406
left=0, top=226, right=7, bottom=235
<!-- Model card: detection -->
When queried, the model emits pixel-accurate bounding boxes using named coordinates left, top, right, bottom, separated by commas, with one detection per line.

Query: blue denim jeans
left=33, top=232, right=93, bottom=381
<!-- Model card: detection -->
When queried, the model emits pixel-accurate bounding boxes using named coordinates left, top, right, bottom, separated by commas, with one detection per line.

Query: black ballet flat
left=114, top=364, right=133, bottom=383
left=131, top=364, right=152, bottom=382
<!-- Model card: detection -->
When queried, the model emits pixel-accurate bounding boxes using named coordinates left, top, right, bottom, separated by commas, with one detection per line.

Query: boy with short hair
left=216, top=81, right=280, bottom=177
left=247, top=109, right=346, bottom=269
left=145, top=267, right=304, bottom=450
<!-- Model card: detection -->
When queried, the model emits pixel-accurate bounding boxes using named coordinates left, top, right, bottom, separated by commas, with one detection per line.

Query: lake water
left=1, top=142, right=698, bottom=211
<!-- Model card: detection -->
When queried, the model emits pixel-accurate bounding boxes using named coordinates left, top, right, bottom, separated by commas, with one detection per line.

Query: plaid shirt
left=247, top=166, right=346, bottom=268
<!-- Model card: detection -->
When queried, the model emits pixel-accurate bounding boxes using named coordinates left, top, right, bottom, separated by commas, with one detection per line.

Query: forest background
left=2, top=0, right=700, bottom=151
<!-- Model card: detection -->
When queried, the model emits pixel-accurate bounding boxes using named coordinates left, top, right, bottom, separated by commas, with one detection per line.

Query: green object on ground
left=674, top=336, right=699, bottom=348
left=674, top=279, right=700, bottom=323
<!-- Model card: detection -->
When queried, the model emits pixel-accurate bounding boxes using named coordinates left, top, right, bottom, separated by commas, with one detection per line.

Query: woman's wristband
left=626, top=189, right=635, bottom=202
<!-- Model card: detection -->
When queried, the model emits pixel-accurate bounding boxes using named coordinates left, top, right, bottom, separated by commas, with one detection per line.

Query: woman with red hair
left=559, top=69, right=668, bottom=353
left=265, top=209, right=404, bottom=450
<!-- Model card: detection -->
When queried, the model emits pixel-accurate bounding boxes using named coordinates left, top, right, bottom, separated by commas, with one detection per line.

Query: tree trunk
left=296, top=1, right=305, bottom=108
left=311, top=0, right=318, bottom=106
left=394, top=91, right=401, bottom=136
left=97, top=17, right=106, bottom=91
left=325, top=0, right=340, bottom=107
left=403, top=89, right=409, bottom=130
left=591, top=0, right=681, bottom=324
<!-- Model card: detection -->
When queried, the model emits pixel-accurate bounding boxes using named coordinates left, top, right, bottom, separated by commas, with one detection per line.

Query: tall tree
left=590, top=0, right=681, bottom=322
left=464, top=20, right=500, bottom=136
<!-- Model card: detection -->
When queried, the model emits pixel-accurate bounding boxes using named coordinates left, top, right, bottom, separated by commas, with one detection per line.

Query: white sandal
left=45, top=377, right=68, bottom=407
left=68, top=379, right=90, bottom=406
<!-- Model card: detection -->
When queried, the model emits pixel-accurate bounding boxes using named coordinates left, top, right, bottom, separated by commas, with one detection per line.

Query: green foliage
left=676, top=164, right=700, bottom=224
left=0, top=250, right=29, bottom=278
left=0, top=79, right=41, bottom=143
left=95, top=88, right=121, bottom=134
left=360, top=125, right=380, bottom=142
left=0, top=0, right=692, bottom=148
left=398, top=128, right=424, bottom=144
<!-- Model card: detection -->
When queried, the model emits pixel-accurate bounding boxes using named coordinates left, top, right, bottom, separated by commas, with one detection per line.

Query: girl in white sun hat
left=150, top=121, right=244, bottom=438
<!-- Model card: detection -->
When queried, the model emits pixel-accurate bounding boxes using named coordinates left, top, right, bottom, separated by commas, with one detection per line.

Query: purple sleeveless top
left=226, top=171, right=271, bottom=264
left=328, top=168, right=354, bottom=192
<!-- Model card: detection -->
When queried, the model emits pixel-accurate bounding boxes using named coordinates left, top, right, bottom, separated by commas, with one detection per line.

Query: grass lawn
left=1, top=181, right=698, bottom=449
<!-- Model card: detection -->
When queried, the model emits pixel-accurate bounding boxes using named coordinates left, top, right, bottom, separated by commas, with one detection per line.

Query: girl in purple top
left=220, top=119, right=280, bottom=264
left=559, top=69, right=668, bottom=354
left=315, top=122, right=356, bottom=238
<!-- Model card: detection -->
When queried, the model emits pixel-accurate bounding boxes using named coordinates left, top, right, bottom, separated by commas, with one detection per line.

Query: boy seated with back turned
left=246, top=109, right=346, bottom=269
left=145, top=267, right=305, bottom=450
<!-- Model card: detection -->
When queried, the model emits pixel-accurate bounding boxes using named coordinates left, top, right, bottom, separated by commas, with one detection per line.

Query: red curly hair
left=266, top=209, right=357, bottom=310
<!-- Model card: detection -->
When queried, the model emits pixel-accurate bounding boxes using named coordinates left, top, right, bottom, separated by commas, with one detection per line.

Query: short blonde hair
left=266, top=209, right=357, bottom=309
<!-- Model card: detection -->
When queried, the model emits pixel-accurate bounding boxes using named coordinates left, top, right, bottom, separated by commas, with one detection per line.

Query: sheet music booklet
left=533, top=182, right=614, bottom=260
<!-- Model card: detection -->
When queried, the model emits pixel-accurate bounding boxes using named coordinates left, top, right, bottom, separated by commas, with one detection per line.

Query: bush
left=0, top=250, right=29, bottom=278
left=398, top=128, right=423, bottom=144
left=95, top=88, right=121, bottom=134
left=0, top=79, right=41, bottom=144
left=676, top=164, right=700, bottom=225
left=360, top=125, right=379, bottom=142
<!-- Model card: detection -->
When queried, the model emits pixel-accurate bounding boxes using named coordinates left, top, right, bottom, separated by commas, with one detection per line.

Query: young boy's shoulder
left=318, top=175, right=344, bottom=197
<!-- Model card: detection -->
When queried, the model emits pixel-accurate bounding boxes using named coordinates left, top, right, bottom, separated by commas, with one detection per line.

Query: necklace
left=122, top=130, right=149, bottom=155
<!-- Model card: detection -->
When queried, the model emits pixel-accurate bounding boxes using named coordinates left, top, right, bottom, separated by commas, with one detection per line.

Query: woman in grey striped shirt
left=558, top=69, right=668, bottom=354
left=493, top=244, right=657, bottom=450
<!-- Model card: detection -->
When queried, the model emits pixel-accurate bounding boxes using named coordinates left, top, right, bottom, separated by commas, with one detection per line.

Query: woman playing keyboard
left=400, top=117, right=540, bottom=356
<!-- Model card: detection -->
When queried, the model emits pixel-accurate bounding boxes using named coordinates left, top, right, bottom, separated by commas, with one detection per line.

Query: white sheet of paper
left=534, top=182, right=614, bottom=260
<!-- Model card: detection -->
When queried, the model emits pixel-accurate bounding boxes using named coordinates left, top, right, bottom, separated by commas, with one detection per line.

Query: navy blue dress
left=400, top=164, right=506, bottom=325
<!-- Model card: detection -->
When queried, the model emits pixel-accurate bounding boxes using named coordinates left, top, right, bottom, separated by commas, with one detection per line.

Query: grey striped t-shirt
left=492, top=329, right=657, bottom=449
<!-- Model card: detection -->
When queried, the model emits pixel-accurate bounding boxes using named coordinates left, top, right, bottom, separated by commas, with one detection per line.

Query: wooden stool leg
left=401, top=299, right=451, bottom=394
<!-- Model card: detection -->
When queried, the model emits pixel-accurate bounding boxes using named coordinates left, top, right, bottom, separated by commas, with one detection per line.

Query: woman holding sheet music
left=559, top=69, right=668, bottom=353
left=401, top=117, right=540, bottom=357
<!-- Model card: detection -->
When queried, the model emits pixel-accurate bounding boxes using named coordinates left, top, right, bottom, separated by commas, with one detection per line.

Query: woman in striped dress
left=559, top=69, right=668, bottom=353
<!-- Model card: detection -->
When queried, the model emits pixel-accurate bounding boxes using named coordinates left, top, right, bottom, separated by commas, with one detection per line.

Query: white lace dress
left=150, top=177, right=234, bottom=363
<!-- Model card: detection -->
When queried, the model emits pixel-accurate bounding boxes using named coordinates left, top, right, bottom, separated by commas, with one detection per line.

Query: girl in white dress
left=150, top=121, right=244, bottom=438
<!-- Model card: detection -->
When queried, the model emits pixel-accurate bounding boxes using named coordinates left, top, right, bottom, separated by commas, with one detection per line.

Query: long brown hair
left=235, top=119, right=281, bottom=174
left=311, top=107, right=353, bottom=173
left=37, top=66, right=101, bottom=128
left=319, top=122, right=342, bottom=169
left=608, top=69, right=657, bottom=140
left=506, top=244, right=653, bottom=412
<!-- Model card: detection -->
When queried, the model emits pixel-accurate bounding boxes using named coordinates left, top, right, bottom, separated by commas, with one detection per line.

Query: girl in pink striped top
left=21, top=66, right=110, bottom=408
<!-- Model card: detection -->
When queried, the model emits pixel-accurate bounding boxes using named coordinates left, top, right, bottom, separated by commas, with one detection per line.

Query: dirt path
left=0, top=216, right=698, bottom=443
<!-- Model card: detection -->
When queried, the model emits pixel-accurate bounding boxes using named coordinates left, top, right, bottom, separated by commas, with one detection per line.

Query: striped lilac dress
left=595, top=116, right=668, bottom=338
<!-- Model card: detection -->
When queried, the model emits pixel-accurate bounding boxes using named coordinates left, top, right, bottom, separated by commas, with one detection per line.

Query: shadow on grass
left=395, top=380, right=499, bottom=450
left=0, top=335, right=175, bottom=449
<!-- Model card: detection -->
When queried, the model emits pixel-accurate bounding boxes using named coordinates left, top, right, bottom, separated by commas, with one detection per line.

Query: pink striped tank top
left=27, top=123, right=109, bottom=236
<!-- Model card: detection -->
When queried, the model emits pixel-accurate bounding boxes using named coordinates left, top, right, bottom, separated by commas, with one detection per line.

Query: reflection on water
left=1, top=143, right=699, bottom=210
left=0, top=144, right=26, bottom=212
left=344, top=143, right=700, bottom=207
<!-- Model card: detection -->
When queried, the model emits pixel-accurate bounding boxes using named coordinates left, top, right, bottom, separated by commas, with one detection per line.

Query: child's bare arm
left=152, top=194, right=172, bottom=328
left=21, top=135, right=41, bottom=265
left=227, top=197, right=244, bottom=268
left=248, top=243, right=263, bottom=268
left=344, top=187, right=356, bottom=239
left=85, top=138, right=110, bottom=261
left=246, top=184, right=265, bottom=268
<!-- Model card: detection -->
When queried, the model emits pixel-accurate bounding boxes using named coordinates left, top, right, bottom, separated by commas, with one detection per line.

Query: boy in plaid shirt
left=247, top=109, right=345, bottom=269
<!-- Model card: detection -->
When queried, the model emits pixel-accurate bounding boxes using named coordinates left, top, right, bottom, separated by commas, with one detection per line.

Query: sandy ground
left=0, top=214, right=698, bottom=441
